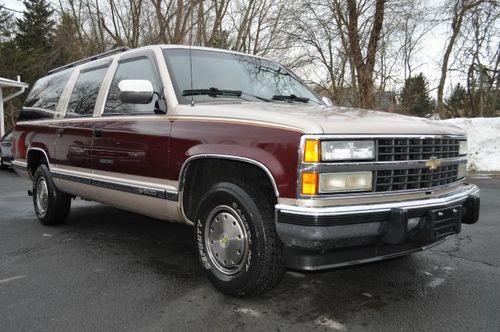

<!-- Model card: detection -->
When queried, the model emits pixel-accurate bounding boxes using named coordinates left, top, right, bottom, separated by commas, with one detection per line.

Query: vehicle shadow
left=61, top=200, right=203, bottom=283
left=62, top=200, right=452, bottom=323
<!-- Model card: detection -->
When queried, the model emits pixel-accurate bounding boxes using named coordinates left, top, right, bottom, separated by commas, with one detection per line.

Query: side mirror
left=322, top=96, right=333, bottom=106
left=118, top=80, right=154, bottom=104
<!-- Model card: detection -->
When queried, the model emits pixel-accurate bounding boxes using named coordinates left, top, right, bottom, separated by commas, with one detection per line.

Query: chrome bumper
left=276, top=183, right=479, bottom=217
left=275, top=183, right=480, bottom=270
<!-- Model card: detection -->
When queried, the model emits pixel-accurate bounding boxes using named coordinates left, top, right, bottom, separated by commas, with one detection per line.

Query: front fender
left=184, top=144, right=285, bottom=197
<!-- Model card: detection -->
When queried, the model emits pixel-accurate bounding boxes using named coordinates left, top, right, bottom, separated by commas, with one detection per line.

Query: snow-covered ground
left=440, top=117, right=500, bottom=172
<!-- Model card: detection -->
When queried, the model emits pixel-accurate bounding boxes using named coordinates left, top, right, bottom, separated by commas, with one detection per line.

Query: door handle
left=93, top=128, right=102, bottom=138
left=56, top=128, right=64, bottom=137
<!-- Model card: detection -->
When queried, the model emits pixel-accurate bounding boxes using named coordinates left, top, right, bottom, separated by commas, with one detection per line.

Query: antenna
left=189, top=4, right=194, bottom=107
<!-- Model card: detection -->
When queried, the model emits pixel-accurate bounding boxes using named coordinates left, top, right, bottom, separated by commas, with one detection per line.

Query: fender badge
left=425, top=157, right=442, bottom=171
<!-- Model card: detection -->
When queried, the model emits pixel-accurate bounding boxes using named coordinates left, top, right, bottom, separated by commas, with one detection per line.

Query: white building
left=0, top=77, right=28, bottom=137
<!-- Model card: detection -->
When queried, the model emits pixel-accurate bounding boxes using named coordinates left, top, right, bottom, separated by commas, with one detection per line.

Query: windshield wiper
left=182, top=87, right=242, bottom=98
left=182, top=87, right=272, bottom=103
left=241, top=92, right=272, bottom=102
left=272, top=94, right=310, bottom=103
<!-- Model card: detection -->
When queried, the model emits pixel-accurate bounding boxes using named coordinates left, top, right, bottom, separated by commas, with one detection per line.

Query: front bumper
left=275, top=183, right=480, bottom=270
left=0, top=155, right=13, bottom=166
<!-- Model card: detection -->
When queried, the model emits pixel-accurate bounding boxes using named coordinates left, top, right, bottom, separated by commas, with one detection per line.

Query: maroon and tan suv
left=12, top=45, right=480, bottom=296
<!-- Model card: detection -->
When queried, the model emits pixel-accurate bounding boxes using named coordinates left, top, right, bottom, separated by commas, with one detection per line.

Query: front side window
left=163, top=48, right=322, bottom=105
left=66, top=65, right=109, bottom=117
left=104, top=57, right=160, bottom=115
left=20, top=70, right=72, bottom=121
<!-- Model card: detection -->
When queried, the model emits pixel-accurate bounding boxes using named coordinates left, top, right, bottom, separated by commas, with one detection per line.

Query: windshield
left=163, top=48, right=322, bottom=105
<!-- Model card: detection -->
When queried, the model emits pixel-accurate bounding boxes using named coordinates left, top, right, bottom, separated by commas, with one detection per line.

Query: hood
left=174, top=102, right=465, bottom=136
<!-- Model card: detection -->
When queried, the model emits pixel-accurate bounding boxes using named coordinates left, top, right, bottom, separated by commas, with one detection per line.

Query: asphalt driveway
left=0, top=169, right=499, bottom=331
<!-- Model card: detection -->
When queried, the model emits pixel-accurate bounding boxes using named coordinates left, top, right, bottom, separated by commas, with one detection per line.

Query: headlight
left=321, top=140, right=375, bottom=161
left=319, top=172, right=373, bottom=193
left=459, top=140, right=467, bottom=155
left=458, top=164, right=466, bottom=179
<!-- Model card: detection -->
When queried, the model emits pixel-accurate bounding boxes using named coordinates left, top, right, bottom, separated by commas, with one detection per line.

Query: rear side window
left=104, top=57, right=160, bottom=115
left=65, top=65, right=109, bottom=117
left=19, top=70, right=71, bottom=121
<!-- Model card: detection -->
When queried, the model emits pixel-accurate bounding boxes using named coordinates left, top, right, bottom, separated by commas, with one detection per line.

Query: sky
left=3, top=0, right=24, bottom=13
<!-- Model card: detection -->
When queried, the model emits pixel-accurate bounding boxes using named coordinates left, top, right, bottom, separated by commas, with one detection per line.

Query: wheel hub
left=36, top=177, right=49, bottom=217
left=205, top=206, right=249, bottom=275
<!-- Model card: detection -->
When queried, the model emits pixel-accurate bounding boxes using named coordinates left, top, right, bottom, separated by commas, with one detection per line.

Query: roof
left=46, top=44, right=276, bottom=76
left=0, top=77, right=29, bottom=89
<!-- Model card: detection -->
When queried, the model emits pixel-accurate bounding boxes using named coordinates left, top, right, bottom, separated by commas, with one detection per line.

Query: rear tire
left=194, top=180, right=285, bottom=296
left=33, top=164, right=71, bottom=225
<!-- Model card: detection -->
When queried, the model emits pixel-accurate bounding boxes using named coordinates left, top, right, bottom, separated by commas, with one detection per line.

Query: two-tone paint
left=12, top=44, right=470, bottom=226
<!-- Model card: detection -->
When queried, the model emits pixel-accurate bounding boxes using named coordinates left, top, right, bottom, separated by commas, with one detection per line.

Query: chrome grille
left=375, top=165, right=459, bottom=192
left=378, top=138, right=460, bottom=161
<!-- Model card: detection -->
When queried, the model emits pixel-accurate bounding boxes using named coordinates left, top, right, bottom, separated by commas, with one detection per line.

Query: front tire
left=195, top=180, right=285, bottom=296
left=33, top=164, right=71, bottom=225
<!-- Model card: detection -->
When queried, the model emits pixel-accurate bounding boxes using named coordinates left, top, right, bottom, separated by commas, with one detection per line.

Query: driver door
left=91, top=52, right=174, bottom=217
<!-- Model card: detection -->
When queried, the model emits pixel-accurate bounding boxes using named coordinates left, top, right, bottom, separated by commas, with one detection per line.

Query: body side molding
left=50, top=168, right=179, bottom=201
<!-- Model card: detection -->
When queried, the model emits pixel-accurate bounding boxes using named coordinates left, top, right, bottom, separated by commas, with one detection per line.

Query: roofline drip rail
left=48, top=47, right=131, bottom=75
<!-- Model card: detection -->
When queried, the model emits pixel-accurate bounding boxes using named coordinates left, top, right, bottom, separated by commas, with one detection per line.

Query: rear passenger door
left=53, top=63, right=110, bottom=172
left=91, top=52, right=173, bottom=200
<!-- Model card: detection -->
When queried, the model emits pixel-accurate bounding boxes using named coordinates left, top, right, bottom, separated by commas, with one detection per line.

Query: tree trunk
left=346, top=0, right=385, bottom=110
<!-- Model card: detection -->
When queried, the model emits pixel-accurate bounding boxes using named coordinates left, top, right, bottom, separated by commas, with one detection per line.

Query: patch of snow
left=0, top=275, right=27, bottom=284
left=315, top=317, right=346, bottom=330
left=442, top=266, right=455, bottom=273
left=235, top=307, right=261, bottom=317
left=440, top=117, right=500, bottom=171
left=427, top=277, right=446, bottom=288
left=286, top=271, right=305, bottom=278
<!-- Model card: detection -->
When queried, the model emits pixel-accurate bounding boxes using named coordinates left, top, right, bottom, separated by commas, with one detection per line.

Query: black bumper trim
left=285, top=240, right=445, bottom=271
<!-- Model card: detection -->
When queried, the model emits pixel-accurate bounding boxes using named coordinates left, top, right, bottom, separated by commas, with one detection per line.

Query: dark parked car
left=0, top=131, right=13, bottom=168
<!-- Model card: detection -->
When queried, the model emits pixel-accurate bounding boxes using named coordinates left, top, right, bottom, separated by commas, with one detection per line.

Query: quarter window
left=66, top=66, right=108, bottom=117
left=20, top=70, right=71, bottom=121
left=104, top=57, right=160, bottom=115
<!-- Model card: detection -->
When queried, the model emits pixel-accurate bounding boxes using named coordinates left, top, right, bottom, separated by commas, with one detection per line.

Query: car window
left=65, top=66, right=109, bottom=118
left=19, top=70, right=72, bottom=121
left=104, top=57, right=160, bottom=115
left=163, top=48, right=322, bottom=105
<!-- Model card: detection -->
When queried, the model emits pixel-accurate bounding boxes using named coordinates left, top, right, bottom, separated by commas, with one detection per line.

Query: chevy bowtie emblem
left=425, top=157, right=442, bottom=171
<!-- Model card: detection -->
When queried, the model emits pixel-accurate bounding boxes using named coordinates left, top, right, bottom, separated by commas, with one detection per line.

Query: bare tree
left=44, top=0, right=496, bottom=119
left=462, top=1, right=499, bottom=117
left=330, top=0, right=385, bottom=109
left=436, top=0, right=485, bottom=118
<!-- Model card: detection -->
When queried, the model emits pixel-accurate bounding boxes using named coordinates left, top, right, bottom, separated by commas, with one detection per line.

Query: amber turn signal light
left=304, top=139, right=320, bottom=162
left=301, top=172, right=318, bottom=195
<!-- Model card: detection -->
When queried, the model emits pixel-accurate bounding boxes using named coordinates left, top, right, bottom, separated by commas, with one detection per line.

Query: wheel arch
left=27, top=147, right=51, bottom=178
left=179, top=155, right=280, bottom=224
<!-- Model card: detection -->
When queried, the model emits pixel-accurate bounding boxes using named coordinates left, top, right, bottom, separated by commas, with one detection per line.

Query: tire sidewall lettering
left=231, top=201, right=252, bottom=271
left=196, top=219, right=211, bottom=270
